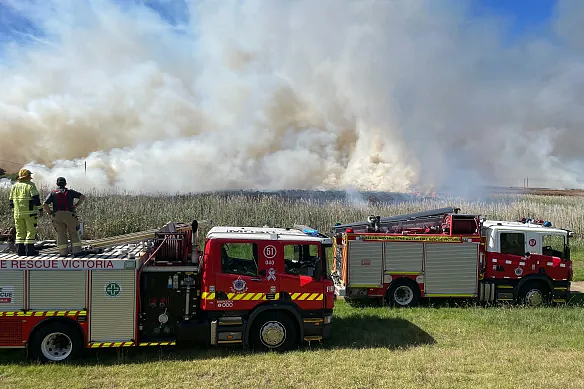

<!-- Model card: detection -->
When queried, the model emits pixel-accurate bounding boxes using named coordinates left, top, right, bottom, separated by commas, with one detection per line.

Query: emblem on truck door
left=230, top=277, right=248, bottom=293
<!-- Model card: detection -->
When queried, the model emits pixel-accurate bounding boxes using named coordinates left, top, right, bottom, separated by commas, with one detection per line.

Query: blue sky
left=0, top=3, right=39, bottom=45
left=470, top=0, right=557, bottom=38
left=0, top=0, right=560, bottom=51
left=0, top=0, right=189, bottom=50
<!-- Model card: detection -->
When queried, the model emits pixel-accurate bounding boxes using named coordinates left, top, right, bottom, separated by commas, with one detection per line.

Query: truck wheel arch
left=515, top=275, right=553, bottom=305
left=516, top=274, right=553, bottom=295
left=28, top=317, right=86, bottom=345
left=245, top=303, right=303, bottom=346
left=27, top=318, right=85, bottom=362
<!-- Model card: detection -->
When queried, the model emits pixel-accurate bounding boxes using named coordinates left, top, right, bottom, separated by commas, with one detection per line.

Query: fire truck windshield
left=542, top=233, right=569, bottom=259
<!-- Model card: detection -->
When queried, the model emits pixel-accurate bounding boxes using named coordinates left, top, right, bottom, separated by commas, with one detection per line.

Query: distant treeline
left=0, top=168, right=17, bottom=181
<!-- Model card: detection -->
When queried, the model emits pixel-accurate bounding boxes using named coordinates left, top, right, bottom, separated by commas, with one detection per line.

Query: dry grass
left=2, top=187, right=584, bottom=278
left=0, top=188, right=584, bottom=272
left=1, top=187, right=582, bottom=239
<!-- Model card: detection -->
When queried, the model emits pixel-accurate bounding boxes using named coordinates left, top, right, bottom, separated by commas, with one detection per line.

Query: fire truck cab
left=331, top=208, right=572, bottom=308
left=0, top=220, right=334, bottom=362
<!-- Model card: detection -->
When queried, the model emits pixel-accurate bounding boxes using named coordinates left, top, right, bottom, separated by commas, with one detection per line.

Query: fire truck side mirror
left=259, top=269, right=266, bottom=277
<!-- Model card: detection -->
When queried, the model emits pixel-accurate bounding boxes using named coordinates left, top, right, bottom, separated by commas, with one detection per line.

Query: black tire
left=249, top=311, right=298, bottom=352
left=387, top=279, right=421, bottom=308
left=517, top=281, right=551, bottom=307
left=29, top=321, right=83, bottom=363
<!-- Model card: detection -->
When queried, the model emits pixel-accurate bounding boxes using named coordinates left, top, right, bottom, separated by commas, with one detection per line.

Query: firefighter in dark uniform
left=9, top=169, right=42, bottom=256
left=43, top=177, right=86, bottom=257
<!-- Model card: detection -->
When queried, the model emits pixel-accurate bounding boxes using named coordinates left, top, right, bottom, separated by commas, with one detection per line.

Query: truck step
left=217, top=339, right=243, bottom=344
left=218, top=317, right=243, bottom=326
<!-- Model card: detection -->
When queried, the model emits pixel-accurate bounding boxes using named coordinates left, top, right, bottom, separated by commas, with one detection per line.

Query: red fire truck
left=331, top=208, right=573, bottom=307
left=0, top=220, right=334, bottom=362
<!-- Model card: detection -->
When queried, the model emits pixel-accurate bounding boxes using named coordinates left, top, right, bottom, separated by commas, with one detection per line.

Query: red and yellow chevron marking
left=0, top=310, right=86, bottom=317
left=226, top=292, right=281, bottom=301
left=88, top=341, right=176, bottom=348
left=201, top=292, right=323, bottom=301
left=202, top=292, right=276, bottom=300
left=138, top=342, right=176, bottom=346
left=88, top=342, right=176, bottom=348
left=89, top=342, right=135, bottom=348
left=290, top=293, right=323, bottom=301
left=202, top=292, right=281, bottom=301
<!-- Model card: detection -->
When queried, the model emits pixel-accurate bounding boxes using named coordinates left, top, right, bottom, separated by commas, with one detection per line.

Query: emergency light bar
left=293, top=224, right=325, bottom=238
left=519, top=217, right=552, bottom=227
left=303, top=228, right=319, bottom=236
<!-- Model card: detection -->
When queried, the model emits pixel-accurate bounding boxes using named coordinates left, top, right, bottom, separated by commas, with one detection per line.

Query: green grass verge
left=571, top=248, right=584, bottom=282
left=2, top=299, right=584, bottom=389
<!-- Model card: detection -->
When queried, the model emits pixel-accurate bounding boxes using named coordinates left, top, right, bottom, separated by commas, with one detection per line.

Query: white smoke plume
left=2, top=0, right=584, bottom=194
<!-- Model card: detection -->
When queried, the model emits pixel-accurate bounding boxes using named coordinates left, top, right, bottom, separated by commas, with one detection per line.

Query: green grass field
left=1, top=298, right=584, bottom=389
left=2, top=188, right=584, bottom=388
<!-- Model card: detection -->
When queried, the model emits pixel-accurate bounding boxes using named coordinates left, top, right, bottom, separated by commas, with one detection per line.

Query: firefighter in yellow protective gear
left=42, top=177, right=86, bottom=257
left=9, top=169, right=42, bottom=256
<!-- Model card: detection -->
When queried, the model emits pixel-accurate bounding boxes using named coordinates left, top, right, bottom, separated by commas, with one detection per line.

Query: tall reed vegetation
left=1, top=188, right=582, bottom=250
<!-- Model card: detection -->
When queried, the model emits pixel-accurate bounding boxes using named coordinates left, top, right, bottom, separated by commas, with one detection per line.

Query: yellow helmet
left=17, top=169, right=32, bottom=180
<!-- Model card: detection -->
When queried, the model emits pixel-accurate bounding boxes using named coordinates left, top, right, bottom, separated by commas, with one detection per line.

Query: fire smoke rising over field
left=2, top=0, right=584, bottom=195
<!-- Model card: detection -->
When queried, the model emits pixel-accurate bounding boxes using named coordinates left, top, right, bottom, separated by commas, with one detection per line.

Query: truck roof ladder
left=331, top=207, right=461, bottom=234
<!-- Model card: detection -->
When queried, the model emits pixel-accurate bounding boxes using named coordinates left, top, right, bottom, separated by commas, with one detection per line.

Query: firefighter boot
left=25, top=244, right=39, bottom=256
left=16, top=244, right=26, bottom=256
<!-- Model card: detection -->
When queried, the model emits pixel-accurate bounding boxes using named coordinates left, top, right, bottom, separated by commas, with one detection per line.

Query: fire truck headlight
left=324, top=315, right=333, bottom=324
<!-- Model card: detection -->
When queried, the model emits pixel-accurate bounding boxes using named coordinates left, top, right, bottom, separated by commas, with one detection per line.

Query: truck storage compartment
left=89, top=269, right=136, bottom=342
left=0, top=270, right=24, bottom=311
left=29, top=270, right=86, bottom=310
left=384, top=242, right=423, bottom=273
left=348, top=240, right=383, bottom=287
left=424, top=243, right=479, bottom=295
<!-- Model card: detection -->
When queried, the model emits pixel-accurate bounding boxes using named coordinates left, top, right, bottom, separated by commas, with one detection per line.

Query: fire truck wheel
left=387, top=280, right=420, bottom=308
left=29, top=321, right=83, bottom=363
left=250, top=311, right=297, bottom=352
left=518, top=281, right=550, bottom=307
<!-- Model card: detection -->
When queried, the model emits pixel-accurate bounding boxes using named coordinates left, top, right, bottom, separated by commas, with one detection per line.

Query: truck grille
left=0, top=319, right=22, bottom=344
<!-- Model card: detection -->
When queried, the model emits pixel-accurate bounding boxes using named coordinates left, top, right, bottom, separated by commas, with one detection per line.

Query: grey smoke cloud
left=1, top=0, right=584, bottom=194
